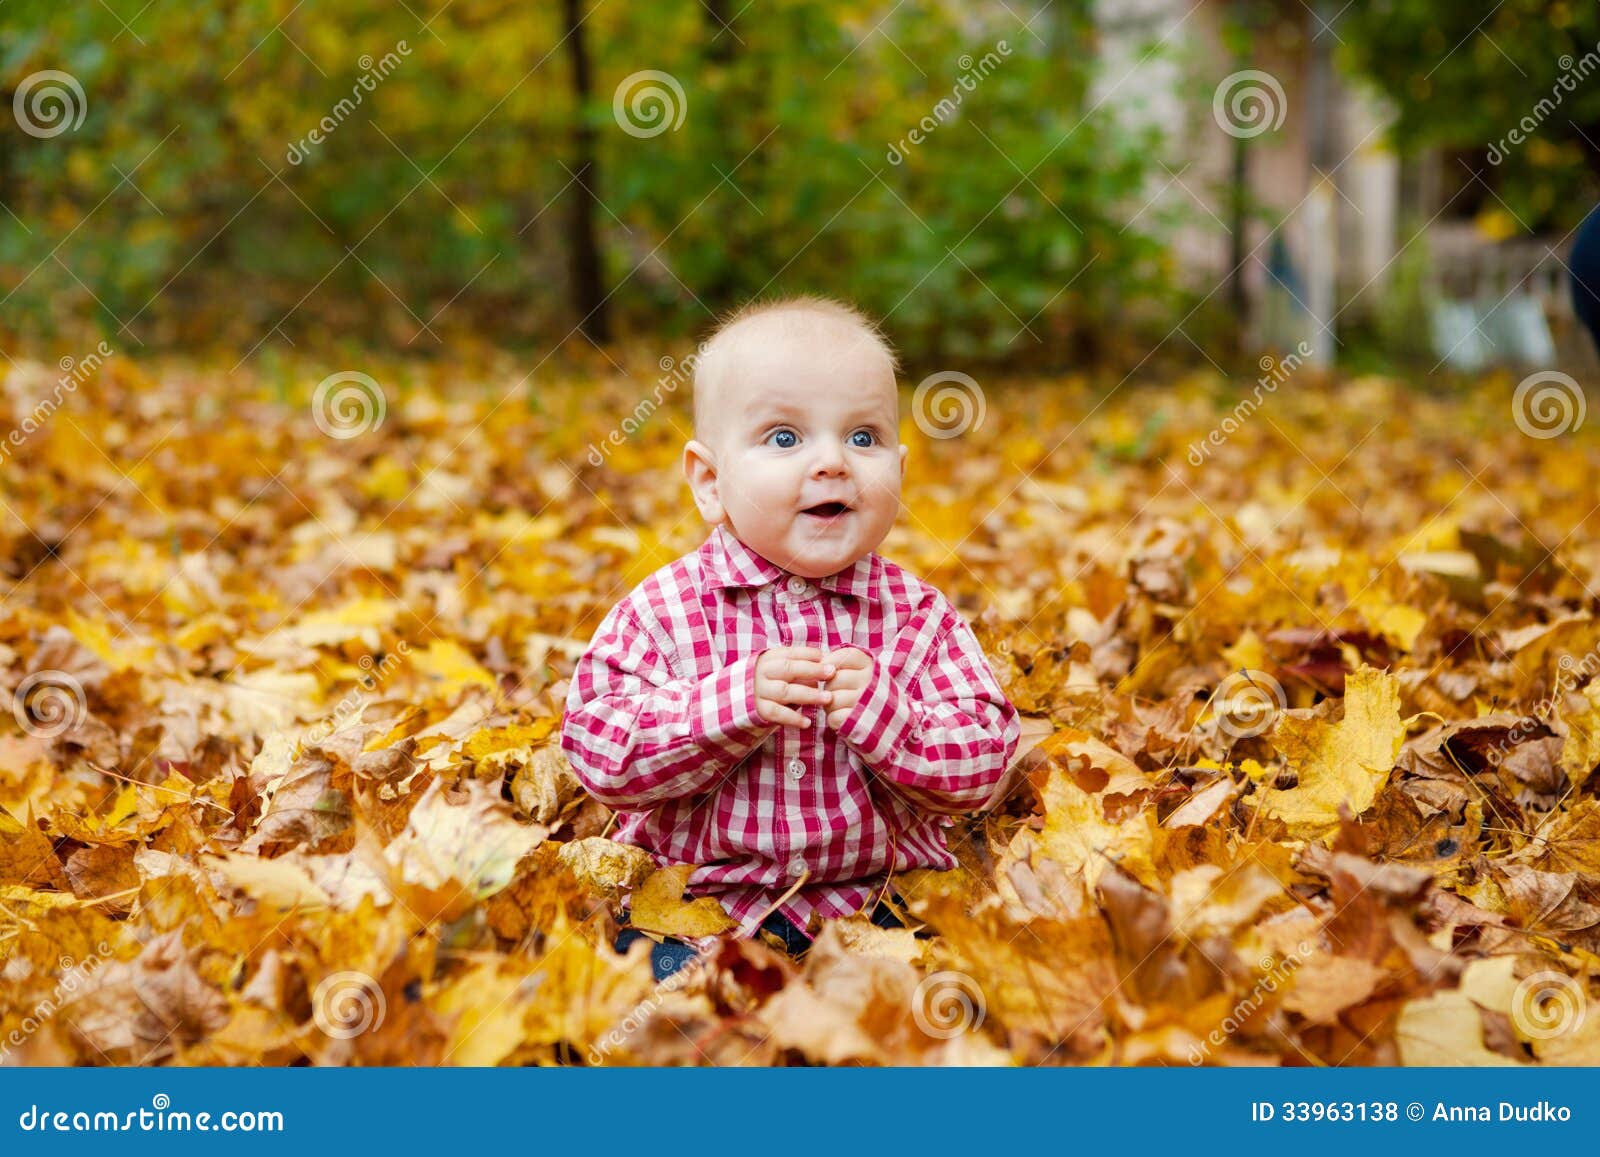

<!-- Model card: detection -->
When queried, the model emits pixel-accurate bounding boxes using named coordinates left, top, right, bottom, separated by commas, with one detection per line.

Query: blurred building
left=1091, top=0, right=1586, bottom=369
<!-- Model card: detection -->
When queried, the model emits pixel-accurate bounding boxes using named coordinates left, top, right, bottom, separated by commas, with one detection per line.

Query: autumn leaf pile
left=4, top=351, right=1600, bottom=1066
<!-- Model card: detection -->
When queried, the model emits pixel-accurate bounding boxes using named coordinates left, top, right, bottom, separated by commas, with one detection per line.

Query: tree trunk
left=701, top=0, right=739, bottom=310
left=563, top=0, right=610, bottom=343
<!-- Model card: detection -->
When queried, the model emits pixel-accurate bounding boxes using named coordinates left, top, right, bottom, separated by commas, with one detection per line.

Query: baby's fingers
left=758, top=677, right=831, bottom=706
left=825, top=666, right=871, bottom=692
left=775, top=658, right=836, bottom=683
left=783, top=683, right=832, bottom=706
left=824, top=646, right=873, bottom=670
left=758, top=700, right=812, bottom=728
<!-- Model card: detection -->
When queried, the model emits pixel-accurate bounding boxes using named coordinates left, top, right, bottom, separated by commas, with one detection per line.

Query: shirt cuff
left=693, top=649, right=774, bottom=753
left=836, top=654, right=918, bottom=768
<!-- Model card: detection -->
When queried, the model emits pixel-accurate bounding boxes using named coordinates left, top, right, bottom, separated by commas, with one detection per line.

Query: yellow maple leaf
left=627, top=864, right=734, bottom=937
left=1034, top=766, right=1159, bottom=890
left=1255, top=664, right=1406, bottom=841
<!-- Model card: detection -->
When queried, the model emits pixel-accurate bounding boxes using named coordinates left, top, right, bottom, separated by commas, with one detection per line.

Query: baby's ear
left=682, top=439, right=724, bottom=523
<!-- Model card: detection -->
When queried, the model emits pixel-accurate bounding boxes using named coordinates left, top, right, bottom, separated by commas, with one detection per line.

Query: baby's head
left=683, top=295, right=906, bottom=579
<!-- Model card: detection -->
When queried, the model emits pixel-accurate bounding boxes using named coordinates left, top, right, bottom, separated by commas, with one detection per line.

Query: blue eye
left=849, top=430, right=877, bottom=448
left=768, top=429, right=798, bottom=448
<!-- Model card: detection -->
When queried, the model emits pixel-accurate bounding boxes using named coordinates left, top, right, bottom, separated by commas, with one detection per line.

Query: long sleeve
left=834, top=606, right=1019, bottom=816
left=560, top=601, right=775, bottom=809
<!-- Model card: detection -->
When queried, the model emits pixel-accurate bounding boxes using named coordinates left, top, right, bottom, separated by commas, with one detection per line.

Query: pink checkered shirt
left=560, top=522, right=1020, bottom=941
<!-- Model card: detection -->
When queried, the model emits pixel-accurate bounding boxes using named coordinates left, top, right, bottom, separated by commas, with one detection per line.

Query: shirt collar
left=702, top=523, right=877, bottom=599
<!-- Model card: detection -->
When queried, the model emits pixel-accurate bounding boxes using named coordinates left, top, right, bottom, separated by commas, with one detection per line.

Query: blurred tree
left=0, top=0, right=1188, bottom=364
left=565, top=0, right=610, bottom=342
left=1340, top=0, right=1600, bottom=233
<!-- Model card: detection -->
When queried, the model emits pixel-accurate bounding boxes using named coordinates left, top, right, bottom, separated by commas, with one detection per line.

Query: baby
left=560, top=295, right=1020, bottom=976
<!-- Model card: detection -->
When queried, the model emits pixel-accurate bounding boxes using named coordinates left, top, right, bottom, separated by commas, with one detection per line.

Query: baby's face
left=684, top=329, right=906, bottom=579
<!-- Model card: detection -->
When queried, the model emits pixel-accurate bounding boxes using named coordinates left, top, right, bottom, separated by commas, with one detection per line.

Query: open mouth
left=801, top=501, right=851, bottom=519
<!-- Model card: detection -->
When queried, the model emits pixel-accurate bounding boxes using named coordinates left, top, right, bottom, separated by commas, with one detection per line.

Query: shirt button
left=787, top=856, right=807, bottom=878
left=786, top=758, right=805, bottom=780
left=786, top=575, right=810, bottom=596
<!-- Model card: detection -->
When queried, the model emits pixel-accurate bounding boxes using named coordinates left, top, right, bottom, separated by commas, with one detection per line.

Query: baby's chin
left=774, top=524, right=880, bottom=578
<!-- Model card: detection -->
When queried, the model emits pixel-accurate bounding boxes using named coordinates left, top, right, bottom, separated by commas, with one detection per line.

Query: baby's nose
left=810, top=445, right=847, bottom=474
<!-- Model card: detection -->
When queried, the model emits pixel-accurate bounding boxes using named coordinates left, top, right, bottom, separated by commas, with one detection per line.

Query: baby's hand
left=821, top=647, right=874, bottom=730
left=754, top=645, right=836, bottom=729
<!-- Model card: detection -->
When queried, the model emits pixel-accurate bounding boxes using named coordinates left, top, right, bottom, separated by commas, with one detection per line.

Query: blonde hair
left=691, top=294, right=900, bottom=438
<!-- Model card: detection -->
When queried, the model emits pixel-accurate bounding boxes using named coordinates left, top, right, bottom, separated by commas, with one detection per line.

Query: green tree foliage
left=2, top=0, right=1186, bottom=361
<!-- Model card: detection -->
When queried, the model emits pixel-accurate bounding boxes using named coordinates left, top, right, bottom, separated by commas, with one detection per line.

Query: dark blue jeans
left=614, top=892, right=920, bottom=983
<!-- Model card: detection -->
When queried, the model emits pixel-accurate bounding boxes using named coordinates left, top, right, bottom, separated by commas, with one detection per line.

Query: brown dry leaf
left=1281, top=955, right=1387, bottom=1024
left=0, top=808, right=71, bottom=890
left=1163, top=776, right=1237, bottom=828
left=506, top=742, right=584, bottom=825
left=557, top=837, right=656, bottom=896
left=239, top=751, right=351, bottom=854
left=759, top=923, right=1010, bottom=1066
